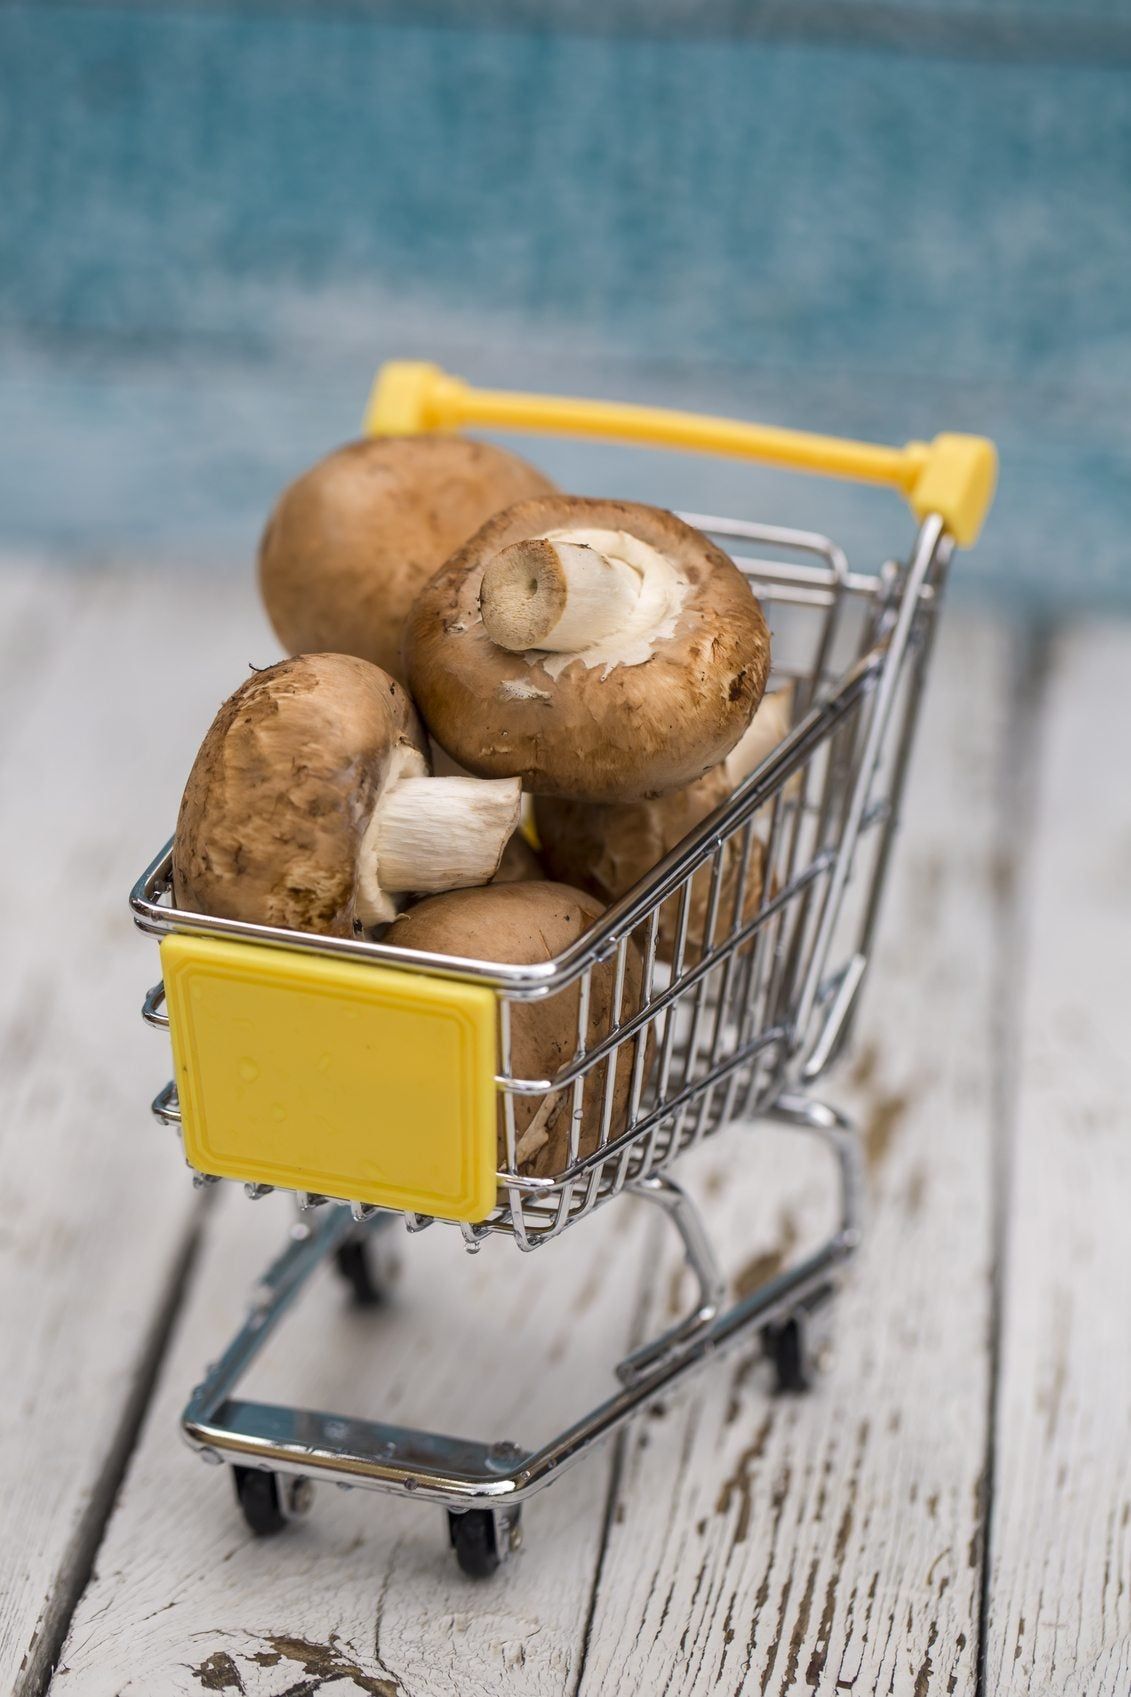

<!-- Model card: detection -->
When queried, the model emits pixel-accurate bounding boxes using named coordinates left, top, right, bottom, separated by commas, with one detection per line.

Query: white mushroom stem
left=513, top=1090, right=567, bottom=1166
left=479, top=527, right=688, bottom=670
left=356, top=774, right=522, bottom=928
left=375, top=777, right=522, bottom=892
left=481, top=537, right=641, bottom=652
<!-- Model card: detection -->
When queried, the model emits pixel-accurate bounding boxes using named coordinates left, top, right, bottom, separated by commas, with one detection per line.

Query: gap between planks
left=47, top=1186, right=659, bottom=1695
left=974, top=622, right=1051, bottom=1697
left=982, top=623, right=1131, bottom=1697
left=18, top=1201, right=209, bottom=1697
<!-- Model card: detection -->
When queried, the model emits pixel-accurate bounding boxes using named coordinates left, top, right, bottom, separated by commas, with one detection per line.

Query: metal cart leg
left=223, top=1206, right=397, bottom=1538
left=616, top=1174, right=726, bottom=1387
left=764, top=1090, right=863, bottom=1254
left=757, top=1091, right=862, bottom=1392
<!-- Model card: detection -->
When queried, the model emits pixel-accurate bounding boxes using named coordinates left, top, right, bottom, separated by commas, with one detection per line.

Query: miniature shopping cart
left=130, top=362, right=996, bottom=1576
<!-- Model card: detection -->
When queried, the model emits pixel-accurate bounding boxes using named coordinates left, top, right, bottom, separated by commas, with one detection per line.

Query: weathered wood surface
left=48, top=611, right=1008, bottom=1697
left=984, top=627, right=1131, bottom=1697
left=0, top=560, right=277, bottom=1697
left=576, top=619, right=1007, bottom=1697
left=4, top=567, right=1128, bottom=1696
left=48, top=1187, right=653, bottom=1696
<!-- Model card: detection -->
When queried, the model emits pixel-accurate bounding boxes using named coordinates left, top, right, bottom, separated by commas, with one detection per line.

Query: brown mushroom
left=534, top=689, right=793, bottom=963
left=492, top=830, right=545, bottom=884
left=173, top=653, right=521, bottom=936
left=722, top=684, right=795, bottom=794
left=384, top=882, right=648, bottom=1179
left=258, top=436, right=556, bottom=683
left=405, top=497, right=771, bottom=803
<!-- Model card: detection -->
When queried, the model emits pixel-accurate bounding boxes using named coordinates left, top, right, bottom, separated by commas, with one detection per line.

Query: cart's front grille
left=133, top=514, right=947, bottom=1250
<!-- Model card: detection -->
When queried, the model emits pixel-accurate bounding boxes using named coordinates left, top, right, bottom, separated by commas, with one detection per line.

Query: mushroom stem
left=481, top=537, right=641, bottom=653
left=356, top=775, right=523, bottom=928
left=479, top=527, right=687, bottom=663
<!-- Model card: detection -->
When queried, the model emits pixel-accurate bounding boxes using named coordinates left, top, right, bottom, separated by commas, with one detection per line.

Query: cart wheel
left=764, top=1283, right=836, bottom=1394
left=760, top=1282, right=832, bottom=1391
left=447, top=1507, right=520, bottom=1579
left=334, top=1237, right=384, bottom=1307
left=765, top=1316, right=812, bottom=1394
left=233, top=1466, right=287, bottom=1535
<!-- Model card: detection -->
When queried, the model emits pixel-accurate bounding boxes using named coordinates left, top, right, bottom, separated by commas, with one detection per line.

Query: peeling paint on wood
left=190, top=1650, right=245, bottom=1693
left=734, top=1211, right=800, bottom=1302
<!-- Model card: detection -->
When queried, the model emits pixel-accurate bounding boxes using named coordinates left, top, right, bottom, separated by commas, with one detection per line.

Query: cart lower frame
left=184, top=1091, right=859, bottom=1565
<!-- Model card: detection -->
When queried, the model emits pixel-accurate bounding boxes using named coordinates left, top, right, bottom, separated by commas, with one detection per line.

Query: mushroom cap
left=258, top=436, right=557, bottom=684
left=535, top=767, right=766, bottom=965
left=173, top=653, right=424, bottom=936
left=405, top=497, right=771, bottom=802
left=384, top=882, right=647, bottom=1179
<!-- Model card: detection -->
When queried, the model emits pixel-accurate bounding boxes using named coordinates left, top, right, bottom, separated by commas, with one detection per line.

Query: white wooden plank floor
left=984, top=628, right=1131, bottom=1697
left=0, top=560, right=1127, bottom=1697
left=0, top=563, right=277, bottom=1697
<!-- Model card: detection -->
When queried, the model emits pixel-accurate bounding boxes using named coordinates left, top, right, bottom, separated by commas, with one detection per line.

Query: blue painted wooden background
left=1, top=5, right=1128, bottom=606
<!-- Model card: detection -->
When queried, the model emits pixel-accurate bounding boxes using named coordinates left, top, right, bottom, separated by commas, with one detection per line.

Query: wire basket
left=132, top=510, right=947, bottom=1249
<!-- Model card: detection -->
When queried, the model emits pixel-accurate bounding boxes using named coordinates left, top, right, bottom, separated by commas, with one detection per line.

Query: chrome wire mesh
left=132, top=514, right=947, bottom=1251
left=469, top=517, right=946, bottom=1246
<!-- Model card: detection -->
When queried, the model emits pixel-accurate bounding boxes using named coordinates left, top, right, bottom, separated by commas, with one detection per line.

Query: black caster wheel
left=334, top=1236, right=384, bottom=1307
left=447, top=1507, right=521, bottom=1578
left=764, top=1316, right=812, bottom=1394
left=233, top=1466, right=286, bottom=1535
left=763, top=1286, right=835, bottom=1395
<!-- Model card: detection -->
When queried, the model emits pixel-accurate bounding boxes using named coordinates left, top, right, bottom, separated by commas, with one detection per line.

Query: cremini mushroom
left=492, top=830, right=545, bottom=884
left=405, top=497, right=771, bottom=803
left=258, top=436, right=556, bottom=683
left=534, top=689, right=793, bottom=963
left=173, top=653, right=521, bottom=936
left=722, top=684, right=795, bottom=793
left=384, top=882, right=647, bottom=1178
left=535, top=774, right=766, bottom=967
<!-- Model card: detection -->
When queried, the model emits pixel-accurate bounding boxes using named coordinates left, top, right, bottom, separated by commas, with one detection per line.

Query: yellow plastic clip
left=364, top=360, right=997, bottom=548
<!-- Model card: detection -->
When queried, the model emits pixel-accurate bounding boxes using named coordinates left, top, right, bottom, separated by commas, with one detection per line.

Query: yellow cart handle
left=365, top=360, right=996, bottom=548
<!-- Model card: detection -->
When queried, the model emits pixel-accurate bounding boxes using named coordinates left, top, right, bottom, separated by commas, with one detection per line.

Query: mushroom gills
left=480, top=527, right=689, bottom=677
left=355, top=753, right=522, bottom=928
